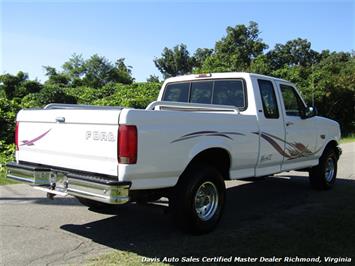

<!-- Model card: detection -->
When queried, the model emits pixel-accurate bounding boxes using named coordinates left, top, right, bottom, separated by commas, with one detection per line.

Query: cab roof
left=163, top=72, right=288, bottom=84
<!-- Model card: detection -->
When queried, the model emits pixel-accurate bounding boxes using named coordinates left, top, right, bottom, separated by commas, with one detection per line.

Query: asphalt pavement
left=0, top=143, right=354, bottom=266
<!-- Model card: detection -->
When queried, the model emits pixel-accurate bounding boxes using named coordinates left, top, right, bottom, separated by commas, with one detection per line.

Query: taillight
left=118, top=125, right=137, bottom=164
left=15, top=122, right=19, bottom=151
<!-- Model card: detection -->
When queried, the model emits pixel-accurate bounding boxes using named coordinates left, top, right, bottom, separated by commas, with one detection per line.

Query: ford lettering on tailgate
left=85, top=131, right=115, bottom=142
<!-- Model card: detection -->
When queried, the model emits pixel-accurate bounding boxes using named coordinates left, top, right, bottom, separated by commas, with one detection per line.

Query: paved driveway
left=0, top=143, right=354, bottom=265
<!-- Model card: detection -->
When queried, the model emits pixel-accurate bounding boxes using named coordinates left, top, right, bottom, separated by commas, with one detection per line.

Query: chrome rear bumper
left=6, top=162, right=130, bottom=204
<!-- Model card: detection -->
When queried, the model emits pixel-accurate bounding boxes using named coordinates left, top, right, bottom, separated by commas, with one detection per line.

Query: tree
left=44, top=54, right=134, bottom=88
left=82, top=54, right=115, bottom=88
left=0, top=71, right=28, bottom=99
left=62, top=53, right=86, bottom=86
left=113, top=58, right=134, bottom=84
left=43, top=66, right=70, bottom=86
left=146, top=74, right=160, bottom=83
left=200, top=21, right=268, bottom=72
left=193, top=48, right=214, bottom=68
left=249, top=55, right=272, bottom=75
left=154, top=44, right=195, bottom=78
left=305, top=52, right=354, bottom=134
left=266, top=38, right=320, bottom=70
left=62, top=53, right=86, bottom=78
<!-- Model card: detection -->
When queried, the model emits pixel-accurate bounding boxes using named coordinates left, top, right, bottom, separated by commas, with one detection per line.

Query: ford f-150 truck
left=6, top=72, right=341, bottom=234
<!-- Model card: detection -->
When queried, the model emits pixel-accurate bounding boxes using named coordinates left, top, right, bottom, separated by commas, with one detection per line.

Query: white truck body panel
left=16, top=109, right=121, bottom=176
left=118, top=108, right=259, bottom=189
left=13, top=72, right=341, bottom=191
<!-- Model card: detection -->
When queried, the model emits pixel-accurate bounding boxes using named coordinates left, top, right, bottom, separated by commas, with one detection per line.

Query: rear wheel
left=170, top=164, right=225, bottom=234
left=309, top=147, right=338, bottom=190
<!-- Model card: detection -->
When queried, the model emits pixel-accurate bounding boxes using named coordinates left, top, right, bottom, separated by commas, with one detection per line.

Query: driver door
left=276, top=82, right=318, bottom=170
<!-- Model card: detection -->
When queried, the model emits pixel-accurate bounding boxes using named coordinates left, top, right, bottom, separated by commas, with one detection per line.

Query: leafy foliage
left=266, top=38, right=320, bottom=70
left=21, top=85, right=77, bottom=108
left=44, top=54, right=134, bottom=88
left=198, top=21, right=268, bottom=72
left=146, top=75, right=160, bottom=83
left=193, top=48, right=214, bottom=69
left=93, top=82, right=161, bottom=109
left=0, top=98, right=20, bottom=144
left=154, top=44, right=195, bottom=78
left=0, top=71, right=42, bottom=99
left=43, top=66, right=70, bottom=87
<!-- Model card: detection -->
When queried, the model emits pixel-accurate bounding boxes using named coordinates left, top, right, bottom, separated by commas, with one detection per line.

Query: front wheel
left=170, top=164, right=226, bottom=234
left=309, top=148, right=338, bottom=190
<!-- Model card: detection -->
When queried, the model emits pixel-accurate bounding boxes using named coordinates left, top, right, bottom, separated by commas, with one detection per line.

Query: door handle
left=286, top=121, right=294, bottom=127
left=56, top=117, right=65, bottom=123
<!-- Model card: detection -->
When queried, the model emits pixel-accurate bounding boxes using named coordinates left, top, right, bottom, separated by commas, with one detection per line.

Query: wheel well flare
left=185, top=148, right=231, bottom=180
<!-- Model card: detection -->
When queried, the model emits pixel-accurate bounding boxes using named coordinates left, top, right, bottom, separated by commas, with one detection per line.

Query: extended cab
left=6, top=72, right=341, bottom=233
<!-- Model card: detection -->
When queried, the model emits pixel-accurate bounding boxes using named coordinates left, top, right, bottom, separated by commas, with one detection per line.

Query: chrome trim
left=146, top=101, right=240, bottom=113
left=67, top=177, right=130, bottom=204
left=6, top=162, right=50, bottom=185
left=55, top=117, right=65, bottom=123
left=194, top=181, right=219, bottom=221
left=325, top=157, right=335, bottom=182
left=6, top=162, right=130, bottom=205
left=44, top=103, right=123, bottom=110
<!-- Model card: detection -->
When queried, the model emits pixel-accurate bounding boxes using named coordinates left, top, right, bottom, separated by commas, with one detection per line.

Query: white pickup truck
left=7, top=72, right=341, bottom=234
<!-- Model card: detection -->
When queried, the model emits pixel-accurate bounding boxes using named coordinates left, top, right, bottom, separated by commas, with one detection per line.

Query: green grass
left=0, top=168, right=18, bottom=185
left=340, top=135, right=355, bottom=143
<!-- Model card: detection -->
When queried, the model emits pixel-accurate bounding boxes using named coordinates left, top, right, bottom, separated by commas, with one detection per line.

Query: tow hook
left=47, top=179, right=56, bottom=200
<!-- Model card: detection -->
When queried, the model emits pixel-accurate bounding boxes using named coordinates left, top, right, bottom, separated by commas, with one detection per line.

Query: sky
left=1, top=0, right=354, bottom=82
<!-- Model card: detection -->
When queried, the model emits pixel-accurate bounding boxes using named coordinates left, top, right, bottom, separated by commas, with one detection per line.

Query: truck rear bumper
left=6, top=162, right=130, bottom=204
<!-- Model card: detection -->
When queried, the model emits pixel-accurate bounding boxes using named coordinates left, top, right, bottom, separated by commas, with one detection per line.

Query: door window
left=280, top=85, right=305, bottom=117
left=258, top=79, right=279, bottom=119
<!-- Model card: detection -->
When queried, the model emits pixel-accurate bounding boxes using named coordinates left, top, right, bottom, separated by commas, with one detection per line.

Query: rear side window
left=190, top=81, right=213, bottom=104
left=163, top=82, right=189, bottom=102
left=213, top=80, right=245, bottom=107
left=162, top=79, right=247, bottom=110
left=258, top=79, right=279, bottom=119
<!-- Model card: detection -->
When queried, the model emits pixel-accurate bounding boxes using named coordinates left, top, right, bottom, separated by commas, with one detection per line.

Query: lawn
left=340, top=135, right=355, bottom=144
left=0, top=168, right=18, bottom=185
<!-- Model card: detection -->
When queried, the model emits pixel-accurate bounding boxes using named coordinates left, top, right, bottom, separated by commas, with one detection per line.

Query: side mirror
left=302, top=106, right=318, bottom=119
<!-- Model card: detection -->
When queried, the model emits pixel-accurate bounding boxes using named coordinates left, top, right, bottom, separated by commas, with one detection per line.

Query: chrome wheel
left=194, top=181, right=219, bottom=221
left=325, top=157, right=335, bottom=182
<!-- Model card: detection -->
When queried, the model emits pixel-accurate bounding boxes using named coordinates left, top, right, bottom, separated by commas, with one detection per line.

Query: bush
left=21, top=85, right=77, bottom=108
left=93, top=82, right=161, bottom=108
left=0, top=98, right=20, bottom=145
left=65, top=83, right=116, bottom=104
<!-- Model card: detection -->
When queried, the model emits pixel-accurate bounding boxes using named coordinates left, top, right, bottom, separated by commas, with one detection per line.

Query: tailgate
left=16, top=108, right=122, bottom=176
